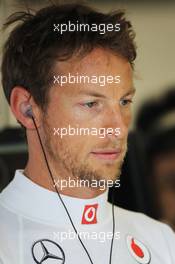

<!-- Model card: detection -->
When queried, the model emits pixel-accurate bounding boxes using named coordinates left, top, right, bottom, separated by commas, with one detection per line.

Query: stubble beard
left=42, top=120, right=126, bottom=188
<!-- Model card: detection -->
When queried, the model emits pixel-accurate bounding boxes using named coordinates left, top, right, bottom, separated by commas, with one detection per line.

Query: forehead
left=51, top=48, right=133, bottom=99
left=54, top=47, right=132, bottom=76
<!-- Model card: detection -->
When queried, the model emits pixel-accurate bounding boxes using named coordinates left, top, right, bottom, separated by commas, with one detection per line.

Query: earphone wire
left=31, top=114, right=115, bottom=264
left=109, top=189, right=115, bottom=263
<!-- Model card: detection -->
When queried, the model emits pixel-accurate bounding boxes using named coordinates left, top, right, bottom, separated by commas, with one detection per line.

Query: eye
left=82, top=101, right=98, bottom=108
left=120, top=98, right=133, bottom=106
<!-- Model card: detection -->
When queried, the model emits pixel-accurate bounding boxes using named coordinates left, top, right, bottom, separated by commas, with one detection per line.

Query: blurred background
left=0, top=0, right=175, bottom=230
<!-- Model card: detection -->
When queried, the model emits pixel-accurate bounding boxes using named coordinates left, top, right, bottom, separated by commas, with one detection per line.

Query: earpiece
left=20, top=103, right=34, bottom=118
left=25, top=105, right=34, bottom=118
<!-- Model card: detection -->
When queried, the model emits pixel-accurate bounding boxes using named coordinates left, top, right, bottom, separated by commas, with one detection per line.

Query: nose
left=104, top=106, right=130, bottom=140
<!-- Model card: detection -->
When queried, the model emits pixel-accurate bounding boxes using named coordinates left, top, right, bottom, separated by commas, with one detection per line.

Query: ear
left=10, top=86, right=41, bottom=129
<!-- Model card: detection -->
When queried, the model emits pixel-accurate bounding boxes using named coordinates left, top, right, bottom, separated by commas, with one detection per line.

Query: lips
left=91, top=148, right=122, bottom=161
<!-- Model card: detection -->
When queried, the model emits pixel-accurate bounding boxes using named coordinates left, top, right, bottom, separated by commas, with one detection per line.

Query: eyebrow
left=78, top=88, right=136, bottom=98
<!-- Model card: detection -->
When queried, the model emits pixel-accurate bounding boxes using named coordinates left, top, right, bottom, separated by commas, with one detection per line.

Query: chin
left=92, top=166, right=121, bottom=182
left=94, top=161, right=122, bottom=177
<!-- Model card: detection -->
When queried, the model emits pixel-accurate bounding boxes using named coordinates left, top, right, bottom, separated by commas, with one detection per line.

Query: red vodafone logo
left=81, top=204, right=98, bottom=224
left=131, top=238, right=144, bottom=258
left=126, top=235, right=151, bottom=264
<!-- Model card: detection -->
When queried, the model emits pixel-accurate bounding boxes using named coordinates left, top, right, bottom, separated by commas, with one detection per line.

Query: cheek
left=49, top=108, right=77, bottom=130
left=123, top=107, right=132, bottom=125
left=67, top=109, right=103, bottom=129
left=72, top=108, right=100, bottom=127
left=125, top=112, right=132, bottom=127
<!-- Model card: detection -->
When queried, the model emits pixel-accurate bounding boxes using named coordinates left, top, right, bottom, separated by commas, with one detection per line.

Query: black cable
left=109, top=189, right=115, bottom=264
left=31, top=115, right=115, bottom=264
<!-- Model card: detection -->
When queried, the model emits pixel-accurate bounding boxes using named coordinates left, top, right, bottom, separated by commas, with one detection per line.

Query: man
left=0, top=3, right=175, bottom=264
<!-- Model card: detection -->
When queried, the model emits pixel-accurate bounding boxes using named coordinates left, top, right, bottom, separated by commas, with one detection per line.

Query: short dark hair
left=1, top=2, right=136, bottom=111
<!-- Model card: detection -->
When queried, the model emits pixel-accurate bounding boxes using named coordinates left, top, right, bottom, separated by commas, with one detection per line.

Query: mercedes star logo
left=32, top=239, right=65, bottom=263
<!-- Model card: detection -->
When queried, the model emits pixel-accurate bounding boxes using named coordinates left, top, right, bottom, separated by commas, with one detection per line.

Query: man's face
left=41, top=48, right=135, bottom=184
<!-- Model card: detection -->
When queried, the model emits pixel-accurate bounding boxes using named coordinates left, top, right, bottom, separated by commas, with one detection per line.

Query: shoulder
left=115, top=206, right=175, bottom=261
left=116, top=205, right=174, bottom=234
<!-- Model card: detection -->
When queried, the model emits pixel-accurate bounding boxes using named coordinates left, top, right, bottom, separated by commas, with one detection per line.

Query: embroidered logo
left=126, top=235, right=151, bottom=264
left=81, top=204, right=98, bottom=224
left=31, top=239, right=65, bottom=263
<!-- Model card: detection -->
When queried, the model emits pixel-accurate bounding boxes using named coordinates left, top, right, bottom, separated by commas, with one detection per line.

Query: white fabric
left=0, top=169, right=175, bottom=264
